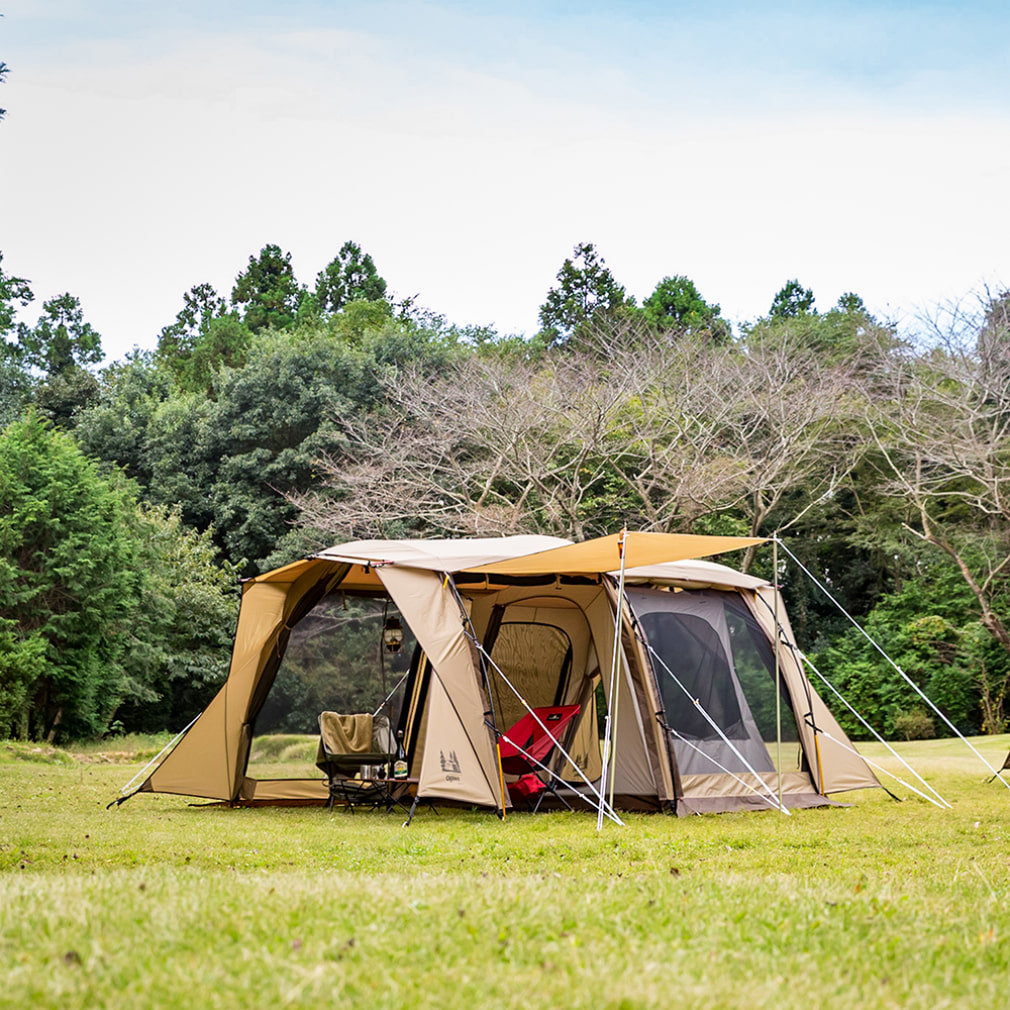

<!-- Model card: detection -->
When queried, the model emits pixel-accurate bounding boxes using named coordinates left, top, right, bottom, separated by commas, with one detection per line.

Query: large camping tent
left=129, top=533, right=879, bottom=815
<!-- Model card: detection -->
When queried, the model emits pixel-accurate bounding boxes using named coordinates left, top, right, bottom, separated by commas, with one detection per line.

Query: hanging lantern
left=382, top=616, right=404, bottom=653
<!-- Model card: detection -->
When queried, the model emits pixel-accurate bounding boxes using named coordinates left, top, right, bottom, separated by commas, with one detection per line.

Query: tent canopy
left=466, top=532, right=768, bottom=576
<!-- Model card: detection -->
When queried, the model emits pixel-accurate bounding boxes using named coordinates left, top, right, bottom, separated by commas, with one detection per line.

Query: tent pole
left=773, top=537, right=783, bottom=810
left=598, top=528, right=629, bottom=831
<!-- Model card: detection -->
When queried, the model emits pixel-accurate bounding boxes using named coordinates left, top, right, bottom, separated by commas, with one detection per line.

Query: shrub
left=892, top=708, right=936, bottom=741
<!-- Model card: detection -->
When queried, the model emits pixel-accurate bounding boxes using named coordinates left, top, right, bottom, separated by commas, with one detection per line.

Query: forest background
left=2, top=228, right=1010, bottom=751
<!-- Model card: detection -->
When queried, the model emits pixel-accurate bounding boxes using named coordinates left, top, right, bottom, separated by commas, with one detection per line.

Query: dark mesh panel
left=248, top=596, right=414, bottom=779
left=723, top=597, right=801, bottom=762
left=640, top=612, right=745, bottom=741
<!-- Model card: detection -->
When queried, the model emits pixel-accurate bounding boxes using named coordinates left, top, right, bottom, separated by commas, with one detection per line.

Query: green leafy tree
left=113, top=505, right=239, bottom=733
left=0, top=414, right=141, bottom=740
left=33, top=366, right=100, bottom=429
left=75, top=356, right=218, bottom=532
left=642, top=275, right=729, bottom=342
left=315, top=241, right=388, bottom=314
left=12, top=293, right=103, bottom=428
left=0, top=252, right=33, bottom=343
left=73, top=351, right=173, bottom=486
left=744, top=288, right=895, bottom=368
left=812, top=561, right=1001, bottom=738
left=205, top=332, right=367, bottom=569
left=156, top=283, right=255, bottom=394
left=769, top=279, right=816, bottom=319
left=157, top=283, right=226, bottom=358
left=231, top=244, right=303, bottom=333
left=538, top=242, right=633, bottom=347
left=17, top=292, right=102, bottom=375
left=0, top=254, right=35, bottom=425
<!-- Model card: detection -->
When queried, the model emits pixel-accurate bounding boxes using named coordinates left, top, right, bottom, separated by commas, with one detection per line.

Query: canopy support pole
left=773, top=536, right=783, bottom=810
left=598, top=529, right=629, bottom=832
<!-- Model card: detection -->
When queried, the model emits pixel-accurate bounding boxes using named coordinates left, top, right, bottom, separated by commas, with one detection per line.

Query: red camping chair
left=497, top=705, right=581, bottom=812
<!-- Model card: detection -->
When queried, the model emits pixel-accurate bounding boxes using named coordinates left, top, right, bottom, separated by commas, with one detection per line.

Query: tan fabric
left=317, top=535, right=571, bottom=572
left=583, top=590, right=657, bottom=797
left=240, top=778, right=329, bottom=802
left=378, top=565, right=503, bottom=809
left=466, top=532, right=766, bottom=576
left=143, top=579, right=291, bottom=800
left=319, top=712, right=374, bottom=755
left=681, top=770, right=814, bottom=799
left=623, top=558, right=769, bottom=591
left=143, top=562, right=349, bottom=801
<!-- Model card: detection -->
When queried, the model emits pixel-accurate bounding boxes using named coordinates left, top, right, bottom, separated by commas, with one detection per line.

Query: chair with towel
left=316, top=711, right=397, bottom=810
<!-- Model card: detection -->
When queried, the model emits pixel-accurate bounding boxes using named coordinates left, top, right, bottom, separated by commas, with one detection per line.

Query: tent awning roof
left=464, top=532, right=767, bottom=576
left=313, top=535, right=572, bottom=572
left=250, top=532, right=768, bottom=588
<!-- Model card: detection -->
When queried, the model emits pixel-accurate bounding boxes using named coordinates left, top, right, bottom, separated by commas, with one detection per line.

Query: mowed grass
left=2, top=736, right=1010, bottom=1009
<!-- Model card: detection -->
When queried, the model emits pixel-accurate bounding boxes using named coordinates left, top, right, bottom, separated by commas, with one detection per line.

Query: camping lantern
left=382, top=616, right=404, bottom=653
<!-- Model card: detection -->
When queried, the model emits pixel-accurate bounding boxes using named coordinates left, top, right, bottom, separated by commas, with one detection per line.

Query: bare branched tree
left=296, top=317, right=862, bottom=558
left=863, top=290, right=1010, bottom=727
left=294, top=349, right=639, bottom=540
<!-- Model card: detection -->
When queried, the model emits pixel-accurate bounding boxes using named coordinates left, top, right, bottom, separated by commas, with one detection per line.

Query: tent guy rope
left=752, top=590, right=950, bottom=809
left=645, top=641, right=791, bottom=814
left=801, top=651, right=951, bottom=808
left=775, top=537, right=1010, bottom=790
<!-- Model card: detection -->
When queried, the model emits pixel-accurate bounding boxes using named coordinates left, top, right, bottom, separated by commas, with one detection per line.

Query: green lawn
left=1, top=735, right=1009, bottom=1009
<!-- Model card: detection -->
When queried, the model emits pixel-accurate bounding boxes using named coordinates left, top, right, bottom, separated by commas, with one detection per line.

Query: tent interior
left=134, top=535, right=880, bottom=815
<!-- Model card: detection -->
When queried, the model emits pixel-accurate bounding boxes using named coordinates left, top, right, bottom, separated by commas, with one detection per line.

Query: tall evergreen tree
left=231, top=244, right=303, bottom=333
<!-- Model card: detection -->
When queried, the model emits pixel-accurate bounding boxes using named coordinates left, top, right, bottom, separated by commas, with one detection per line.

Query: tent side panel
left=378, top=567, right=502, bottom=809
left=604, top=582, right=676, bottom=804
left=749, top=586, right=881, bottom=794
left=142, top=581, right=291, bottom=800
left=141, top=686, right=233, bottom=799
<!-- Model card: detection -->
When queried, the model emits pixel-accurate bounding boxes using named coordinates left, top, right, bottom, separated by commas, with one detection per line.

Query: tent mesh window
left=630, top=587, right=803, bottom=778
left=247, top=596, right=415, bottom=780
left=723, top=597, right=802, bottom=772
left=488, top=622, right=573, bottom=734
left=640, top=612, right=745, bottom=740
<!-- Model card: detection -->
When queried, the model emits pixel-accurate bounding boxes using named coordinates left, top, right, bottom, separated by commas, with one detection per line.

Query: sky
left=2, top=1, right=1010, bottom=362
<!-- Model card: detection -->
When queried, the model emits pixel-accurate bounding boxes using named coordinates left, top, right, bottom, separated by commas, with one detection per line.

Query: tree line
left=1, top=238, right=1009, bottom=746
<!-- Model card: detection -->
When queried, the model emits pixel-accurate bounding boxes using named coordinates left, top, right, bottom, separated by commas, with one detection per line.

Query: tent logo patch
left=439, top=749, right=461, bottom=777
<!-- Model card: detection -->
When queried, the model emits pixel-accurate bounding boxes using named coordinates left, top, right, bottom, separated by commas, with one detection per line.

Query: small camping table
left=327, top=776, right=415, bottom=816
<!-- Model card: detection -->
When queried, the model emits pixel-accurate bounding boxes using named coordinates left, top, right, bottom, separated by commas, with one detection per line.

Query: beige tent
left=131, top=533, right=879, bottom=814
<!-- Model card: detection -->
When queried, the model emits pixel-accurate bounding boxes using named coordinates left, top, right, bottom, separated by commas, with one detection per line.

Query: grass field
left=2, top=735, right=1010, bottom=1009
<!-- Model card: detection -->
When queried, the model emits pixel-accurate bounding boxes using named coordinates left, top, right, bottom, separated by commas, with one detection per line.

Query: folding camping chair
left=316, top=712, right=398, bottom=811
left=497, top=704, right=581, bottom=813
